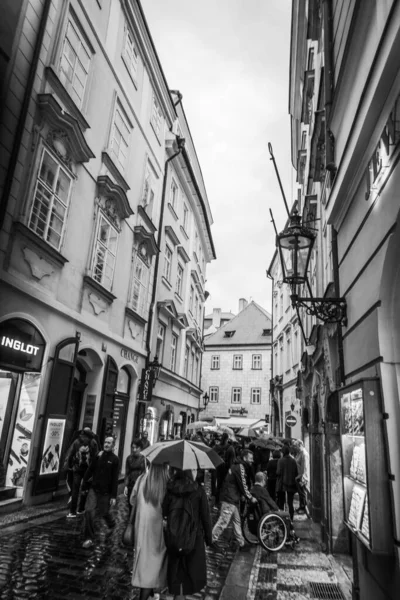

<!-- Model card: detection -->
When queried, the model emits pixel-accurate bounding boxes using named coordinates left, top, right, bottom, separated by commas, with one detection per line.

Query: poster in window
left=5, top=373, right=41, bottom=488
left=40, top=418, right=66, bottom=475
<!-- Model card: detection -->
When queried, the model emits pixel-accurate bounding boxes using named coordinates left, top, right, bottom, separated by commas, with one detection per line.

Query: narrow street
left=0, top=497, right=352, bottom=600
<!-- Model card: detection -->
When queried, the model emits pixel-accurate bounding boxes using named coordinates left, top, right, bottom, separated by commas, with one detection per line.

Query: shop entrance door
left=0, top=371, right=20, bottom=487
left=63, top=364, right=87, bottom=456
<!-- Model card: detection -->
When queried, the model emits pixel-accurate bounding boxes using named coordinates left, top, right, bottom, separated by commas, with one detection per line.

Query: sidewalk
left=221, top=512, right=353, bottom=600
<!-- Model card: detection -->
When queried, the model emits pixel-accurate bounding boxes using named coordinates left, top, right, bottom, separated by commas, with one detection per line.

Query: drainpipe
left=266, top=269, right=275, bottom=435
left=322, top=0, right=336, bottom=174
left=0, top=0, right=52, bottom=231
left=145, top=137, right=185, bottom=364
left=331, top=227, right=345, bottom=384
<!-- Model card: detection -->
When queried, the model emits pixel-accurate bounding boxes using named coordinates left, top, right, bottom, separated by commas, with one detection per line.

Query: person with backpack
left=64, top=429, right=98, bottom=518
left=162, top=468, right=212, bottom=599
left=124, top=438, right=146, bottom=501
left=131, top=463, right=169, bottom=600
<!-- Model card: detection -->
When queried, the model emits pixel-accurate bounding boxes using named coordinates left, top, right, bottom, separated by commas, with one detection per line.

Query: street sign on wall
left=285, top=414, right=297, bottom=428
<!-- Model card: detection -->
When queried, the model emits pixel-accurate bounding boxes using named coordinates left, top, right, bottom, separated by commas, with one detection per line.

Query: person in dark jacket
left=266, top=450, right=282, bottom=502
left=64, top=429, right=99, bottom=518
left=250, top=472, right=279, bottom=515
left=212, top=449, right=257, bottom=551
left=81, top=436, right=119, bottom=548
left=213, top=434, right=236, bottom=505
left=124, top=438, right=146, bottom=500
left=162, top=468, right=212, bottom=599
left=276, top=445, right=298, bottom=520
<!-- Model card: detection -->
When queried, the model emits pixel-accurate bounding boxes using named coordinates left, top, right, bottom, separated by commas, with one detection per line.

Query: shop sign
left=138, top=367, right=154, bottom=402
left=229, top=407, right=248, bottom=415
left=120, top=347, right=139, bottom=363
left=0, top=319, right=45, bottom=372
left=39, top=418, right=66, bottom=475
left=285, top=414, right=297, bottom=428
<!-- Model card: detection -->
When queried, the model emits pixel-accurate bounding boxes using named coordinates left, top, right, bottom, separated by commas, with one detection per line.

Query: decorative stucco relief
left=22, top=247, right=54, bottom=280
left=88, top=293, right=107, bottom=316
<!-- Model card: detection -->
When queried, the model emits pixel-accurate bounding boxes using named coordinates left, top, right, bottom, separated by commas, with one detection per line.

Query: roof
left=204, top=301, right=272, bottom=346
left=204, top=311, right=236, bottom=320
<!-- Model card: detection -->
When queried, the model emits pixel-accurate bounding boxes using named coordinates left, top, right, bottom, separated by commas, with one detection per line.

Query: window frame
left=183, top=202, right=189, bottom=231
left=231, top=387, right=242, bottom=404
left=156, top=323, right=165, bottom=362
left=28, top=146, right=73, bottom=251
left=176, top=262, right=184, bottom=297
left=110, top=101, right=131, bottom=170
left=151, top=93, right=163, bottom=140
left=233, top=354, right=243, bottom=370
left=170, top=333, right=178, bottom=372
left=209, top=387, right=219, bottom=403
left=91, top=211, right=119, bottom=291
left=59, top=14, right=92, bottom=109
left=211, top=355, right=220, bottom=370
left=170, top=177, right=178, bottom=211
left=163, top=243, right=173, bottom=282
left=122, top=26, right=139, bottom=84
left=251, top=388, right=261, bottom=404
left=130, top=252, right=149, bottom=316
left=252, top=354, right=262, bottom=369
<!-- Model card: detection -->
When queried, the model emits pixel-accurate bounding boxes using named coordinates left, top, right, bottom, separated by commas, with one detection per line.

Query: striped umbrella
left=141, top=439, right=223, bottom=470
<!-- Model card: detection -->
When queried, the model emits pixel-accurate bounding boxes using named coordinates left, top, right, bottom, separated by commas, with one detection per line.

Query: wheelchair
left=241, top=500, right=300, bottom=552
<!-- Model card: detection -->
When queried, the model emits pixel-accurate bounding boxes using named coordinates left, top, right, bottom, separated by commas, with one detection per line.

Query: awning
left=214, top=417, right=265, bottom=430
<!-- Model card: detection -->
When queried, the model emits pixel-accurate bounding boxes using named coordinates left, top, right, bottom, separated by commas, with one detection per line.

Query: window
left=92, top=213, right=118, bottom=290
left=59, top=16, right=91, bottom=108
left=280, top=293, right=283, bottom=317
left=224, top=330, right=235, bottom=338
left=194, top=295, right=199, bottom=322
left=156, top=324, right=165, bottom=361
left=209, top=387, right=219, bottom=403
left=170, top=178, right=178, bottom=211
left=142, top=161, right=155, bottom=209
left=233, top=355, right=243, bottom=370
left=190, top=349, right=195, bottom=381
left=307, top=47, right=315, bottom=70
left=170, top=334, right=177, bottom=372
left=28, top=148, right=72, bottom=250
left=163, top=244, right=172, bottom=281
left=232, top=388, right=242, bottom=404
left=176, top=263, right=184, bottom=297
left=252, top=354, right=262, bottom=369
left=251, top=388, right=261, bottom=404
left=110, top=103, right=131, bottom=169
left=184, top=345, right=189, bottom=377
left=211, top=355, right=220, bottom=370
left=262, top=329, right=270, bottom=336
left=122, top=28, right=138, bottom=82
left=286, top=333, right=291, bottom=372
left=183, top=202, right=189, bottom=231
left=131, top=254, right=149, bottom=316
left=189, top=285, right=194, bottom=313
left=151, top=94, right=163, bottom=139
left=195, top=354, right=199, bottom=384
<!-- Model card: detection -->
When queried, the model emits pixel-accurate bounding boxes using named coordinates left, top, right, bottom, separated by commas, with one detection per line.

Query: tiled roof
left=204, top=301, right=272, bottom=346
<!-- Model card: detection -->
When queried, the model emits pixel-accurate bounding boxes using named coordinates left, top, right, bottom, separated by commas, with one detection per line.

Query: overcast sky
left=141, top=0, right=294, bottom=315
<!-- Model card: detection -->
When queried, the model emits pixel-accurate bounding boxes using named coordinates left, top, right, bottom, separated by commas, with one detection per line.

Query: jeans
left=212, top=501, right=245, bottom=546
left=70, top=471, right=87, bottom=514
left=277, top=491, right=296, bottom=520
left=297, top=481, right=307, bottom=509
left=84, top=488, right=115, bottom=540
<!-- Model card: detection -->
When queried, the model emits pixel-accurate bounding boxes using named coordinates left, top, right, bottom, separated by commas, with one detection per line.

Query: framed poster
left=40, top=417, right=66, bottom=475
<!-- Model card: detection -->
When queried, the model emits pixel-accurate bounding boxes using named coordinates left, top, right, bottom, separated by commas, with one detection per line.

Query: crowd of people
left=62, top=427, right=309, bottom=600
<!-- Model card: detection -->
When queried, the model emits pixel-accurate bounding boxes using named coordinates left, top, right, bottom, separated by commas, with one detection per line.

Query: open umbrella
left=141, top=440, right=223, bottom=470
left=204, top=424, right=236, bottom=440
left=236, top=426, right=258, bottom=439
left=186, top=419, right=215, bottom=431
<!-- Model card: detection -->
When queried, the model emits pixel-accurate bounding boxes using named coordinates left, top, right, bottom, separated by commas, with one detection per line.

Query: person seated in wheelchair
left=250, top=473, right=300, bottom=543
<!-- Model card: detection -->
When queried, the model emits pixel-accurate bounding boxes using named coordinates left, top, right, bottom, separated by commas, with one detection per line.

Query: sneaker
left=82, top=539, right=94, bottom=548
left=66, top=513, right=77, bottom=518
left=239, top=544, right=251, bottom=552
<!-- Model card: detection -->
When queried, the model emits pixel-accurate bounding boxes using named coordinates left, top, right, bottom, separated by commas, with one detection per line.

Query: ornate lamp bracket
left=291, top=293, right=347, bottom=326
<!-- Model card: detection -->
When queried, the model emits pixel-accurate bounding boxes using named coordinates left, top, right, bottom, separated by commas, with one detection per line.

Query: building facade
left=0, top=0, right=215, bottom=510
left=201, top=300, right=272, bottom=429
left=288, top=1, right=400, bottom=598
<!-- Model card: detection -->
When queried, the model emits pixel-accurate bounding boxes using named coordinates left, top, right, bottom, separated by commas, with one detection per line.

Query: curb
left=220, top=544, right=258, bottom=600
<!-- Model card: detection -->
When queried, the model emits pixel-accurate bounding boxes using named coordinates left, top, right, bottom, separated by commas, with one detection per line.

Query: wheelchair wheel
left=241, top=516, right=259, bottom=545
left=257, top=513, right=287, bottom=552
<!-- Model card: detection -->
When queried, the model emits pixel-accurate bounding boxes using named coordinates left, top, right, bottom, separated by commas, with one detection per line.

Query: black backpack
left=165, top=493, right=197, bottom=556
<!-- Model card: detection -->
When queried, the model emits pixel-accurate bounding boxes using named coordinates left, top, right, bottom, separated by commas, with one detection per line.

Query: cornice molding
left=97, top=175, right=133, bottom=220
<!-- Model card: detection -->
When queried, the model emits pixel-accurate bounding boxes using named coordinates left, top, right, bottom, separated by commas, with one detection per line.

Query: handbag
left=122, top=497, right=137, bottom=547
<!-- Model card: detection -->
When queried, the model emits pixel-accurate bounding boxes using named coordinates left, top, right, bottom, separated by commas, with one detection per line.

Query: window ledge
left=122, top=55, right=138, bottom=90
left=83, top=275, right=116, bottom=303
left=45, top=66, right=90, bottom=131
left=125, top=305, right=147, bottom=325
left=161, top=276, right=172, bottom=291
left=251, top=367, right=262, bottom=370
left=174, top=292, right=183, bottom=305
left=101, top=151, right=130, bottom=192
left=12, top=221, right=68, bottom=268
left=232, top=368, right=243, bottom=371
left=180, top=225, right=189, bottom=240
left=168, top=203, right=179, bottom=221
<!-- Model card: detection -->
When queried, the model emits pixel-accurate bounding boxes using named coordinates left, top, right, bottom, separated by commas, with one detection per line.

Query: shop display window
left=340, top=379, right=391, bottom=554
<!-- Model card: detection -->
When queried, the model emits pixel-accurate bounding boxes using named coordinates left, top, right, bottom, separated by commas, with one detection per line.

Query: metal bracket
left=291, top=294, right=347, bottom=326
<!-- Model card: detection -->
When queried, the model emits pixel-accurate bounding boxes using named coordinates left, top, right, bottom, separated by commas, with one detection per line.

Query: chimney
left=239, top=298, right=248, bottom=312
left=212, top=308, right=221, bottom=328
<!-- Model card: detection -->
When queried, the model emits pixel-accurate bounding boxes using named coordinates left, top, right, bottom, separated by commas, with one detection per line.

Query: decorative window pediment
left=177, top=245, right=190, bottom=264
left=97, top=175, right=133, bottom=223
left=38, top=94, right=94, bottom=165
left=134, top=225, right=158, bottom=260
left=165, top=225, right=180, bottom=247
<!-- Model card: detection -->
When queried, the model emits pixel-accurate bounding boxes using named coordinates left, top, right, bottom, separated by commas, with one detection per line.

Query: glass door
left=0, top=371, right=20, bottom=485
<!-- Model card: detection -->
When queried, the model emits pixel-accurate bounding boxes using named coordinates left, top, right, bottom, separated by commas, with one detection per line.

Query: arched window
left=117, top=366, right=131, bottom=395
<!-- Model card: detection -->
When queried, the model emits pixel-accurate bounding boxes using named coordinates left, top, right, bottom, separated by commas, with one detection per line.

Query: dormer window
left=262, top=329, right=271, bottom=336
left=224, top=330, right=235, bottom=338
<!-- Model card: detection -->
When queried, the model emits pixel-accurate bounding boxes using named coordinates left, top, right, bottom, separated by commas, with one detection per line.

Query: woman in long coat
left=162, top=469, right=212, bottom=599
left=130, top=463, right=169, bottom=600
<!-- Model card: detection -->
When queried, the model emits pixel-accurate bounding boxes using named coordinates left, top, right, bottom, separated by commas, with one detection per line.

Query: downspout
left=145, top=137, right=185, bottom=364
left=266, top=269, right=275, bottom=435
left=322, top=0, right=336, bottom=174
left=0, top=0, right=52, bottom=230
left=332, top=227, right=345, bottom=384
